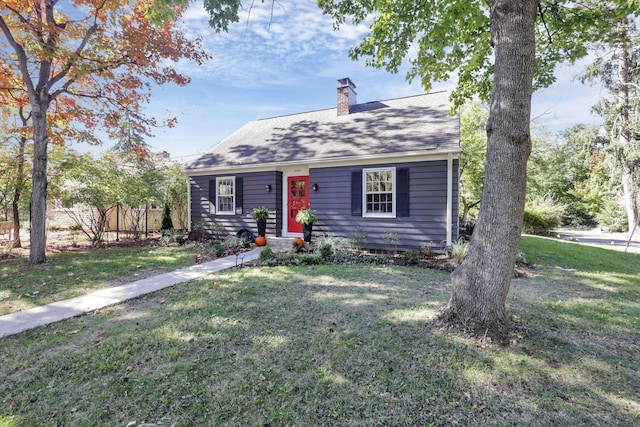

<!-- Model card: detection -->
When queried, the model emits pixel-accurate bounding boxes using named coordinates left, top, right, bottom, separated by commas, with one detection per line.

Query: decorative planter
left=257, top=219, right=267, bottom=237
left=303, top=223, right=313, bottom=243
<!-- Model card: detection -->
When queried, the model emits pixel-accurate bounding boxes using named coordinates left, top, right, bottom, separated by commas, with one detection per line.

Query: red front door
left=287, top=176, right=309, bottom=233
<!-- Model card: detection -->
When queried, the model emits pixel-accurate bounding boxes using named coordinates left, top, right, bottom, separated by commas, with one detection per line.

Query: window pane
left=217, top=178, right=235, bottom=213
left=363, top=168, right=394, bottom=215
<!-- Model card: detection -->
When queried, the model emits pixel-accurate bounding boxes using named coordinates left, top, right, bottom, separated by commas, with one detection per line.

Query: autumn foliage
left=0, top=0, right=209, bottom=263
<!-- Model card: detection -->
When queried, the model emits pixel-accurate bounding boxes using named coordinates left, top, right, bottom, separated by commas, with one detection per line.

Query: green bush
left=522, top=200, right=563, bottom=235
left=450, top=240, right=469, bottom=265
left=595, top=197, right=627, bottom=232
left=318, top=242, right=333, bottom=260
left=210, top=241, right=227, bottom=258
left=402, top=250, right=420, bottom=265
left=259, top=246, right=275, bottom=261
left=298, top=254, right=322, bottom=265
left=161, top=204, right=174, bottom=231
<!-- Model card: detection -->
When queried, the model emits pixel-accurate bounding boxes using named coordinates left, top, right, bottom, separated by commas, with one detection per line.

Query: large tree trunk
left=29, top=108, right=48, bottom=264
left=442, top=0, right=536, bottom=341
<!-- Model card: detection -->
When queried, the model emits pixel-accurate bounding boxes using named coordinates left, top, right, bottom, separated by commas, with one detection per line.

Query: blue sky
left=125, top=1, right=607, bottom=162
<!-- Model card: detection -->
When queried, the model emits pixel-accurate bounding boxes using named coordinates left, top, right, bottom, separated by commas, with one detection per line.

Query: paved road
left=552, top=227, right=640, bottom=254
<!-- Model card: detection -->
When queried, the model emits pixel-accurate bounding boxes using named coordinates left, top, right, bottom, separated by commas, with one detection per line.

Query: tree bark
left=29, top=108, right=49, bottom=264
left=442, top=0, right=537, bottom=341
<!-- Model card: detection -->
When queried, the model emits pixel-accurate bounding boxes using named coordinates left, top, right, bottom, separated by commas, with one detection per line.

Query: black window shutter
left=208, top=179, right=216, bottom=202
left=351, top=170, right=362, bottom=216
left=235, top=177, right=243, bottom=214
left=397, top=168, right=410, bottom=217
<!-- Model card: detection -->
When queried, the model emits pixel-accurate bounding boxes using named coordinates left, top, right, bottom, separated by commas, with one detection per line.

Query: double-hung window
left=363, top=167, right=396, bottom=217
left=216, top=177, right=235, bottom=214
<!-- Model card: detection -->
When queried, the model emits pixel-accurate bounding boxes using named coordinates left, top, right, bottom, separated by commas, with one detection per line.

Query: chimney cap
left=338, top=77, right=356, bottom=89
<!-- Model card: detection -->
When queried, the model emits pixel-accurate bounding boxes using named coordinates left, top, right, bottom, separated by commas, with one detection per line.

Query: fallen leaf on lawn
left=97, top=329, right=105, bottom=335
left=15, top=285, right=21, bottom=289
left=67, top=330, right=80, bottom=335
left=214, top=283, right=221, bottom=289
left=159, top=299, right=166, bottom=304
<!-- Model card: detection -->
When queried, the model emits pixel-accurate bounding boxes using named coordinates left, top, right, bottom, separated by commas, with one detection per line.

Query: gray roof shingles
left=186, top=90, right=459, bottom=172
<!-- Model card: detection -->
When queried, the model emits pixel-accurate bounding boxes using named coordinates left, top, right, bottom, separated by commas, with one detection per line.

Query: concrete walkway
left=0, top=246, right=274, bottom=339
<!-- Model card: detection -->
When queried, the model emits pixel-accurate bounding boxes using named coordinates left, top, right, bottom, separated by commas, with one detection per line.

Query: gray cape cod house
left=185, top=78, right=460, bottom=251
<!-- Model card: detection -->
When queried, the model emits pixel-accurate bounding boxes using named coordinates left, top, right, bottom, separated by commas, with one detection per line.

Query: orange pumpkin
left=292, top=237, right=304, bottom=247
left=255, top=236, right=267, bottom=246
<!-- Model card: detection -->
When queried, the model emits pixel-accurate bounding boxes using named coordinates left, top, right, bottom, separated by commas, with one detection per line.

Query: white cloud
left=143, top=0, right=607, bottom=159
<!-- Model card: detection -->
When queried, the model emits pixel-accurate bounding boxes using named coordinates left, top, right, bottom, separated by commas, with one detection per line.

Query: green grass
left=0, top=236, right=638, bottom=426
left=0, top=244, right=197, bottom=316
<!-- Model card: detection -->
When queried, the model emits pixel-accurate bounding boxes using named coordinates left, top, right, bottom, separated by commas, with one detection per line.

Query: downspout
left=187, top=175, right=192, bottom=232
left=446, top=152, right=453, bottom=247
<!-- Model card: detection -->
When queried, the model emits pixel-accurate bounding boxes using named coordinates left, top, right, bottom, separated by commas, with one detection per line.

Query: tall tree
left=313, top=0, right=637, bottom=340
left=0, top=0, right=208, bottom=264
left=581, top=16, right=640, bottom=232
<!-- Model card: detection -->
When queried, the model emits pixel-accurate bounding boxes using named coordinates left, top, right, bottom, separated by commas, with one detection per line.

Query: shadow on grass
left=0, top=245, right=196, bottom=316
left=1, top=263, right=638, bottom=426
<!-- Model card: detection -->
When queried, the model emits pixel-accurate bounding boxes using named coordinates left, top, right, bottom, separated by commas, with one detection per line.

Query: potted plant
left=251, top=206, right=270, bottom=237
left=295, top=208, right=317, bottom=243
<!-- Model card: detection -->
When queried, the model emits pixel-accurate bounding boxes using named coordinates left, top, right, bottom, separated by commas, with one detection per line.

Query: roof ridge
left=255, top=90, right=449, bottom=122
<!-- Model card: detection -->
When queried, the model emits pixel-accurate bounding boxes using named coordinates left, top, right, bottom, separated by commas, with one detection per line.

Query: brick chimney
left=337, top=78, right=357, bottom=115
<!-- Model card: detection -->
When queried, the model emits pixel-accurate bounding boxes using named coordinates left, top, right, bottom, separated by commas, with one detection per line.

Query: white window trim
left=362, top=167, right=396, bottom=218
left=215, top=176, right=235, bottom=215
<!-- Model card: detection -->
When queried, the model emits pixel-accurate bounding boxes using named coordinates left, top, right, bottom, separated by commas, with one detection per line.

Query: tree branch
left=537, top=2, right=553, bottom=45
left=0, top=16, right=37, bottom=103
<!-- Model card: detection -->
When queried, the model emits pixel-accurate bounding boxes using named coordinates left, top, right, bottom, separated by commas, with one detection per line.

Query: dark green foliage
left=210, top=241, right=227, bottom=258
left=203, top=0, right=243, bottom=32
left=522, top=204, right=562, bottom=235
left=259, top=246, right=275, bottom=262
left=402, top=250, right=420, bottom=265
left=332, top=252, right=390, bottom=266
left=175, top=236, right=186, bottom=245
left=297, top=254, right=322, bottom=265
left=160, top=204, right=174, bottom=233
left=318, top=242, right=334, bottom=260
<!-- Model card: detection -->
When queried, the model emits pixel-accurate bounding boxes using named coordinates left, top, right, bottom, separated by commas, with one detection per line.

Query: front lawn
left=0, top=244, right=198, bottom=316
left=0, top=236, right=638, bottom=426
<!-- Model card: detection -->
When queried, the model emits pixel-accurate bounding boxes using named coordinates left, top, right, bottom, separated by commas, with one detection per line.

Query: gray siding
left=190, top=160, right=459, bottom=250
left=309, top=160, right=459, bottom=251
left=190, top=171, right=283, bottom=238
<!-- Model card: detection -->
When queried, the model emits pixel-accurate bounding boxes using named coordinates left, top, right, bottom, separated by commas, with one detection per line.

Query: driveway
left=552, top=227, right=640, bottom=254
